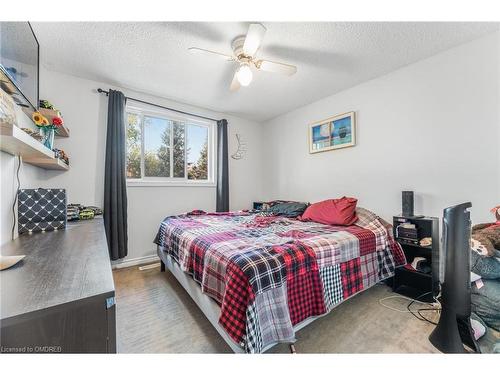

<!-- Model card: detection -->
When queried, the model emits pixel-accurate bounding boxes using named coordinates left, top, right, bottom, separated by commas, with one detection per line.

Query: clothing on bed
left=154, top=209, right=405, bottom=353
left=266, top=201, right=309, bottom=217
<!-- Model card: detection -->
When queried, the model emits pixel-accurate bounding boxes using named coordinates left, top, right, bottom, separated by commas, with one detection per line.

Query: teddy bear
left=471, top=205, right=500, bottom=259
left=470, top=206, right=500, bottom=334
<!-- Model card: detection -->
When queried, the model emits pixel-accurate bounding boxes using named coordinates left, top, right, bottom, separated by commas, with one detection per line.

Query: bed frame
left=157, top=246, right=317, bottom=353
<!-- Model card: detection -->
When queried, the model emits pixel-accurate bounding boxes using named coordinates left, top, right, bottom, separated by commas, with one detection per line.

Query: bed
left=154, top=207, right=406, bottom=353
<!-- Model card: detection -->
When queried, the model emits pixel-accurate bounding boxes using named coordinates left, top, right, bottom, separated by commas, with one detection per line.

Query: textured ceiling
left=31, top=22, right=499, bottom=122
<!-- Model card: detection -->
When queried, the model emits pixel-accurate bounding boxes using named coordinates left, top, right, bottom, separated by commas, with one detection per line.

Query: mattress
left=154, top=209, right=406, bottom=353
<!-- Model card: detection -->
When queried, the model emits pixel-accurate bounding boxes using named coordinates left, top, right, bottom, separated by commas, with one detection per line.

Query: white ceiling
left=31, top=22, right=499, bottom=122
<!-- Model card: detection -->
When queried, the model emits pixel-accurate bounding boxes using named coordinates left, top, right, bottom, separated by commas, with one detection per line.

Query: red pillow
left=300, top=197, right=358, bottom=226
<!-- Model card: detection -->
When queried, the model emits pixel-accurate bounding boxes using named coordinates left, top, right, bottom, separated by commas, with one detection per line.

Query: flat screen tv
left=0, top=22, right=39, bottom=111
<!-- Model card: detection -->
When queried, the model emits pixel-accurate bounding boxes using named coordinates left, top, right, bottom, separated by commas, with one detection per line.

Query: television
left=0, top=22, right=39, bottom=112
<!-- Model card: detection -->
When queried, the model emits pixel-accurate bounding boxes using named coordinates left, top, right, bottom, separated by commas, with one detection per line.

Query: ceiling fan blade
left=257, top=59, right=297, bottom=76
left=242, top=23, right=266, bottom=57
left=230, top=70, right=241, bottom=91
left=188, top=47, right=234, bottom=61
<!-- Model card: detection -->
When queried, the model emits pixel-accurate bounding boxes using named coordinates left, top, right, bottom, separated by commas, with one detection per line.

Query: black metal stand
left=429, top=307, right=466, bottom=353
left=429, top=203, right=479, bottom=353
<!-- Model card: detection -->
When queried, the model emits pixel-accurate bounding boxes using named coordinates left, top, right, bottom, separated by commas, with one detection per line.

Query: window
left=125, top=105, right=215, bottom=185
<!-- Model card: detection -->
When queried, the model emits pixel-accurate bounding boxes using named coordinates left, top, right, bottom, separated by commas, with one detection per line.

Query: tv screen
left=0, top=22, right=39, bottom=110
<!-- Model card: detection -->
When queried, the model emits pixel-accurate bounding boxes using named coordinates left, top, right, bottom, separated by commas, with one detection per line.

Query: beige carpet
left=113, top=264, right=446, bottom=353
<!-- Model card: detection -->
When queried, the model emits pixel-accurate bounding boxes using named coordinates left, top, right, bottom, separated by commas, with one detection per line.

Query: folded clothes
left=470, top=315, right=486, bottom=340
left=471, top=249, right=500, bottom=279
left=472, top=278, right=500, bottom=331
left=471, top=312, right=500, bottom=354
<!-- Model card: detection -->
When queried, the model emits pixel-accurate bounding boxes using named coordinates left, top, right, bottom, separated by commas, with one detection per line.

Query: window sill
left=126, top=180, right=216, bottom=188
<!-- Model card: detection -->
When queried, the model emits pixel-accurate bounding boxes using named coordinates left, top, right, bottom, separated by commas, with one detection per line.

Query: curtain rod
left=96, top=88, right=219, bottom=122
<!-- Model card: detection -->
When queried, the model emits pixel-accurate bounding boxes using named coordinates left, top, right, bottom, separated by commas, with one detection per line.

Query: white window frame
left=125, top=104, right=216, bottom=187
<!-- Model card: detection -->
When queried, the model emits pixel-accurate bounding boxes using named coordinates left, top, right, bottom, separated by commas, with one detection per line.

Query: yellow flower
left=32, top=112, right=43, bottom=125
left=32, top=112, right=49, bottom=126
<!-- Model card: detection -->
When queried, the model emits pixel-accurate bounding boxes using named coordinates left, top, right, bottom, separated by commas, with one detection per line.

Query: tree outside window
left=125, top=109, right=211, bottom=183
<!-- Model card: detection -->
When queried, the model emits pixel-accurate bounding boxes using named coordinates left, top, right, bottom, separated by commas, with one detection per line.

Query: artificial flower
left=31, top=112, right=45, bottom=126
left=52, top=117, right=64, bottom=127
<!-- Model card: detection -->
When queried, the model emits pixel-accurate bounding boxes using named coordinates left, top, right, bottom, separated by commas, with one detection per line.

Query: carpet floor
left=113, top=267, right=500, bottom=353
left=113, top=263, right=450, bottom=353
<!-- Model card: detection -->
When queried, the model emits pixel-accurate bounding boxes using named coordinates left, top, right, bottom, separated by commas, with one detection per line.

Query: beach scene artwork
left=309, top=112, right=355, bottom=153
left=311, top=123, right=330, bottom=150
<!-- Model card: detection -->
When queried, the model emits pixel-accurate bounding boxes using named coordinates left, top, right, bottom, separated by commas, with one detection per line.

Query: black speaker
left=402, top=191, right=414, bottom=216
left=429, top=202, right=479, bottom=353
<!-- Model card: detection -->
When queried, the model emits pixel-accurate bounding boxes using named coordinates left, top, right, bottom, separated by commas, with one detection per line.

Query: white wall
left=36, top=69, right=263, bottom=263
left=262, top=32, right=500, bottom=225
left=0, top=154, right=40, bottom=244
left=0, top=106, right=47, bottom=244
left=2, top=31, right=498, bottom=256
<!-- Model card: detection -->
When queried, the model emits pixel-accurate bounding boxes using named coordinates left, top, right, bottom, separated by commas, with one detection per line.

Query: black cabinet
left=0, top=218, right=116, bottom=353
left=253, top=201, right=265, bottom=210
left=392, top=215, right=439, bottom=301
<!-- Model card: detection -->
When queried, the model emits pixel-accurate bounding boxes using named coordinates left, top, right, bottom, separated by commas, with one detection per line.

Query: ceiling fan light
left=236, top=63, right=253, bottom=86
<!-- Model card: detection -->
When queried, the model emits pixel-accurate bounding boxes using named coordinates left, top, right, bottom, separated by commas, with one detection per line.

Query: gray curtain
left=216, top=119, right=229, bottom=212
left=104, top=90, right=128, bottom=260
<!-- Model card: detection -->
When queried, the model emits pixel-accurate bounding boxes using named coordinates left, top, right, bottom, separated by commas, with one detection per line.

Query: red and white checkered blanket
left=154, top=208, right=405, bottom=353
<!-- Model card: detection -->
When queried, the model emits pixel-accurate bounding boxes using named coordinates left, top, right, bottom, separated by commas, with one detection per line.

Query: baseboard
left=111, top=254, right=160, bottom=269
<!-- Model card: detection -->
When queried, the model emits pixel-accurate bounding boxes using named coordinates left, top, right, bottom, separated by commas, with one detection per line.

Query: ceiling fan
left=188, top=23, right=297, bottom=91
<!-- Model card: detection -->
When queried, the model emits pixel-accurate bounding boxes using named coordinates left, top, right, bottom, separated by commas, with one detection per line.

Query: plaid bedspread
left=154, top=208, right=405, bottom=353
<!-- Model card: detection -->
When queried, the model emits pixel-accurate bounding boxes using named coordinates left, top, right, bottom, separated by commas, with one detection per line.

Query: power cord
left=414, top=308, right=440, bottom=325
left=379, top=291, right=441, bottom=326
left=379, top=293, right=433, bottom=312
left=11, top=155, right=21, bottom=240
left=407, top=291, right=441, bottom=325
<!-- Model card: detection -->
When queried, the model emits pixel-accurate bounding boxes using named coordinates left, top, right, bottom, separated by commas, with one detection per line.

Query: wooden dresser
left=0, top=218, right=116, bottom=353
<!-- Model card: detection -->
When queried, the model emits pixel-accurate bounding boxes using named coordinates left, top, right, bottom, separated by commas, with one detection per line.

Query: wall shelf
left=0, top=123, right=69, bottom=171
left=55, top=125, right=70, bottom=138
left=38, top=108, right=70, bottom=137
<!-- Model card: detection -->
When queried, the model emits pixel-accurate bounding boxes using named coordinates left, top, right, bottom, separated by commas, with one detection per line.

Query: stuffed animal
left=472, top=205, right=500, bottom=255
left=470, top=206, right=500, bottom=336
left=492, top=205, right=500, bottom=224
left=470, top=206, right=500, bottom=279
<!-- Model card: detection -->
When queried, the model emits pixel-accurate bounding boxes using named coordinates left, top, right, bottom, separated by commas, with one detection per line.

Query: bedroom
left=1, top=0, right=499, bottom=372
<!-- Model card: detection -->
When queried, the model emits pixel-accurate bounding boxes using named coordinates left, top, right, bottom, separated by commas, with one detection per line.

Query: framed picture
left=309, top=111, right=356, bottom=154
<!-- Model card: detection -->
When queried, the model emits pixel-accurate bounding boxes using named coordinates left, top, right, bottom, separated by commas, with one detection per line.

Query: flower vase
left=40, top=127, right=55, bottom=150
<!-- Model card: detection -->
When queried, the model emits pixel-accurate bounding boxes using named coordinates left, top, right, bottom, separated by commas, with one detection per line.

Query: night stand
left=392, top=215, right=439, bottom=301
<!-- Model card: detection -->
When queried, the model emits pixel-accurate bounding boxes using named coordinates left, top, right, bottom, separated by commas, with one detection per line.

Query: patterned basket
left=17, top=188, right=67, bottom=234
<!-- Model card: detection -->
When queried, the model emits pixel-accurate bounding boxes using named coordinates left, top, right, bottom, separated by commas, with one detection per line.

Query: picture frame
left=308, top=111, right=356, bottom=154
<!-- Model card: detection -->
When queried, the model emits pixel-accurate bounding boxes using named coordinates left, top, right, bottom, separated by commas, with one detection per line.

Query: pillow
left=300, top=197, right=358, bottom=226
left=268, top=201, right=309, bottom=218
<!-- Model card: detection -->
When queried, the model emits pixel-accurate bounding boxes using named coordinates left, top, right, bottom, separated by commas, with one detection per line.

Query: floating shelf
left=38, top=108, right=70, bottom=138
left=55, top=125, right=70, bottom=137
left=0, top=123, right=69, bottom=171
